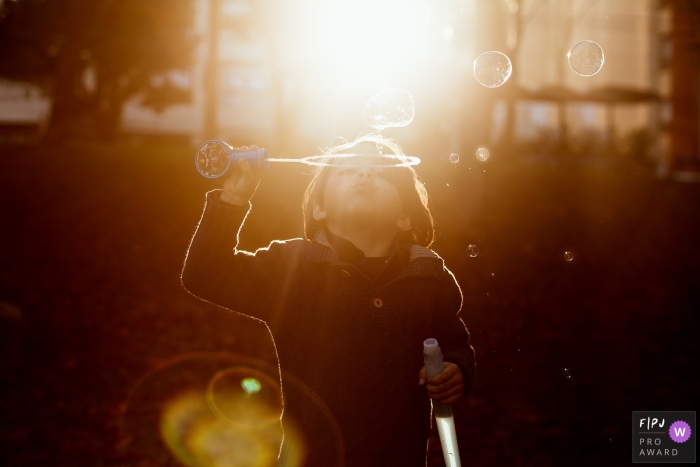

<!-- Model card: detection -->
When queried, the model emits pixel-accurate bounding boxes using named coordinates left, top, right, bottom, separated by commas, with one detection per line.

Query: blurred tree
left=0, top=0, right=195, bottom=141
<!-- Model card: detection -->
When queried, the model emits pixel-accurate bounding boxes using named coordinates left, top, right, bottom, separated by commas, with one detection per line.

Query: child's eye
left=339, top=168, right=355, bottom=175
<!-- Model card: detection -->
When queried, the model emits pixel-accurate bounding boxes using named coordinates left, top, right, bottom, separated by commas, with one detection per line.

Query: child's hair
left=302, top=134, right=436, bottom=248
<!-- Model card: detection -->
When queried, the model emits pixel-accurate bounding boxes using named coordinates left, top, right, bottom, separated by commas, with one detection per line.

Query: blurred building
left=121, top=0, right=277, bottom=145
left=487, top=1, right=658, bottom=149
left=656, top=0, right=700, bottom=176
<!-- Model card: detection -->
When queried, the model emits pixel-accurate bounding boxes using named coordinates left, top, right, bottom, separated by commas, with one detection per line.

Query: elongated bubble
left=567, top=40, right=604, bottom=76
left=363, top=88, right=415, bottom=131
left=473, top=51, right=512, bottom=88
left=302, top=153, right=420, bottom=168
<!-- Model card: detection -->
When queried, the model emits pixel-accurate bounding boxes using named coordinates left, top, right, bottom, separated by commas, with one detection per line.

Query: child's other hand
left=418, top=362, right=464, bottom=405
left=220, top=145, right=264, bottom=206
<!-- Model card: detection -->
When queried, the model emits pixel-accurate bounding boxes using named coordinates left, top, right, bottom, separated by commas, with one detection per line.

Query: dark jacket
left=181, top=190, right=476, bottom=467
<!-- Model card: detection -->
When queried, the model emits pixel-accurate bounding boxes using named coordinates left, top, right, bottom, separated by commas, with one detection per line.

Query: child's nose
left=357, top=170, right=374, bottom=180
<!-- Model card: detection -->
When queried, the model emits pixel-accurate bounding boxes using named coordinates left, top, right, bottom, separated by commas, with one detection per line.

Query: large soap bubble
left=567, top=40, right=604, bottom=76
left=473, top=51, right=512, bottom=88
left=363, top=88, right=415, bottom=131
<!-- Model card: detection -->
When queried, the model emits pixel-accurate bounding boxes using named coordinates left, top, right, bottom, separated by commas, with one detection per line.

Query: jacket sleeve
left=432, top=268, right=476, bottom=398
left=181, top=190, right=298, bottom=324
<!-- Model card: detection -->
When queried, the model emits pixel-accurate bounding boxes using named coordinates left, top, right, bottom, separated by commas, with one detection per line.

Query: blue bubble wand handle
left=423, top=338, right=462, bottom=467
left=195, top=140, right=270, bottom=178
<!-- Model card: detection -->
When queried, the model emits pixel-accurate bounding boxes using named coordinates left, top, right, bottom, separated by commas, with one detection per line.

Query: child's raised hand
left=418, top=362, right=464, bottom=405
left=220, top=145, right=264, bottom=206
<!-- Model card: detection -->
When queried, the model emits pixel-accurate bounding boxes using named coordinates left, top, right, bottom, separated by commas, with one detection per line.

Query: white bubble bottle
left=423, top=338, right=462, bottom=467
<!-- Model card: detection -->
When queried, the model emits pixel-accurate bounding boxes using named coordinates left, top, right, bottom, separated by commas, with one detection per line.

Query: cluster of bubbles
left=449, top=147, right=490, bottom=164
left=473, top=40, right=604, bottom=89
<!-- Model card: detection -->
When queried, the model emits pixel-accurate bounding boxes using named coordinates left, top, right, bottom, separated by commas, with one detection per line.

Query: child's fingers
left=428, top=378, right=463, bottom=395
left=429, top=384, right=464, bottom=402
left=427, top=363, right=459, bottom=385
left=418, top=366, right=427, bottom=385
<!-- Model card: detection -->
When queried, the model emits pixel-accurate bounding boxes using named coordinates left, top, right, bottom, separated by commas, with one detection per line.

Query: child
left=181, top=135, right=476, bottom=467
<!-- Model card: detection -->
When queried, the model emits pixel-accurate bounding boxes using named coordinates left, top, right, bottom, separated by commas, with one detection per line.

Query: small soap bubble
left=476, top=147, right=490, bottom=161
left=473, top=51, right=512, bottom=88
left=363, top=88, right=415, bottom=131
left=565, top=251, right=574, bottom=261
left=567, top=40, right=604, bottom=76
left=565, top=368, right=572, bottom=378
left=467, top=245, right=479, bottom=257
left=449, top=153, right=459, bottom=163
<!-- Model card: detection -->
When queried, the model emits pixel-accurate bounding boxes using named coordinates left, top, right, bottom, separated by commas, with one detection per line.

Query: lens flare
left=160, top=390, right=283, bottom=467
left=207, top=367, right=282, bottom=429
left=119, top=353, right=343, bottom=467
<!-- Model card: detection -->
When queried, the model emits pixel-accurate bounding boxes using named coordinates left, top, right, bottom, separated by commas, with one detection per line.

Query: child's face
left=313, top=160, right=411, bottom=234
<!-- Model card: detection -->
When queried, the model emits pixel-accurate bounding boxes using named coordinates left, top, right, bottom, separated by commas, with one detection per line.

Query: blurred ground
left=0, top=140, right=698, bottom=466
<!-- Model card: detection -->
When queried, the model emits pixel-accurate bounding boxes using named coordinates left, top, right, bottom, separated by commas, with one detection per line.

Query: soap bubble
left=467, top=245, right=479, bottom=257
left=564, top=251, right=573, bottom=261
left=449, top=153, right=459, bottom=163
left=476, top=147, right=490, bottom=161
left=363, top=88, right=415, bottom=131
left=565, top=368, right=572, bottom=378
left=303, top=153, right=420, bottom=168
left=567, top=40, right=604, bottom=76
left=473, top=51, right=512, bottom=88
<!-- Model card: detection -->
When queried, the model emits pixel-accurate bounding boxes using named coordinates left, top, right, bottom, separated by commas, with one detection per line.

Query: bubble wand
left=194, top=140, right=420, bottom=178
left=423, top=338, right=462, bottom=467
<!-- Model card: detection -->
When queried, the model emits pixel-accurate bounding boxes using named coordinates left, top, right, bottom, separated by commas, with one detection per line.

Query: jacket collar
left=309, top=229, right=445, bottom=278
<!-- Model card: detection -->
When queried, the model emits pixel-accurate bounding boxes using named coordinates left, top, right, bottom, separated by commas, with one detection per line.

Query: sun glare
left=322, top=0, right=431, bottom=77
